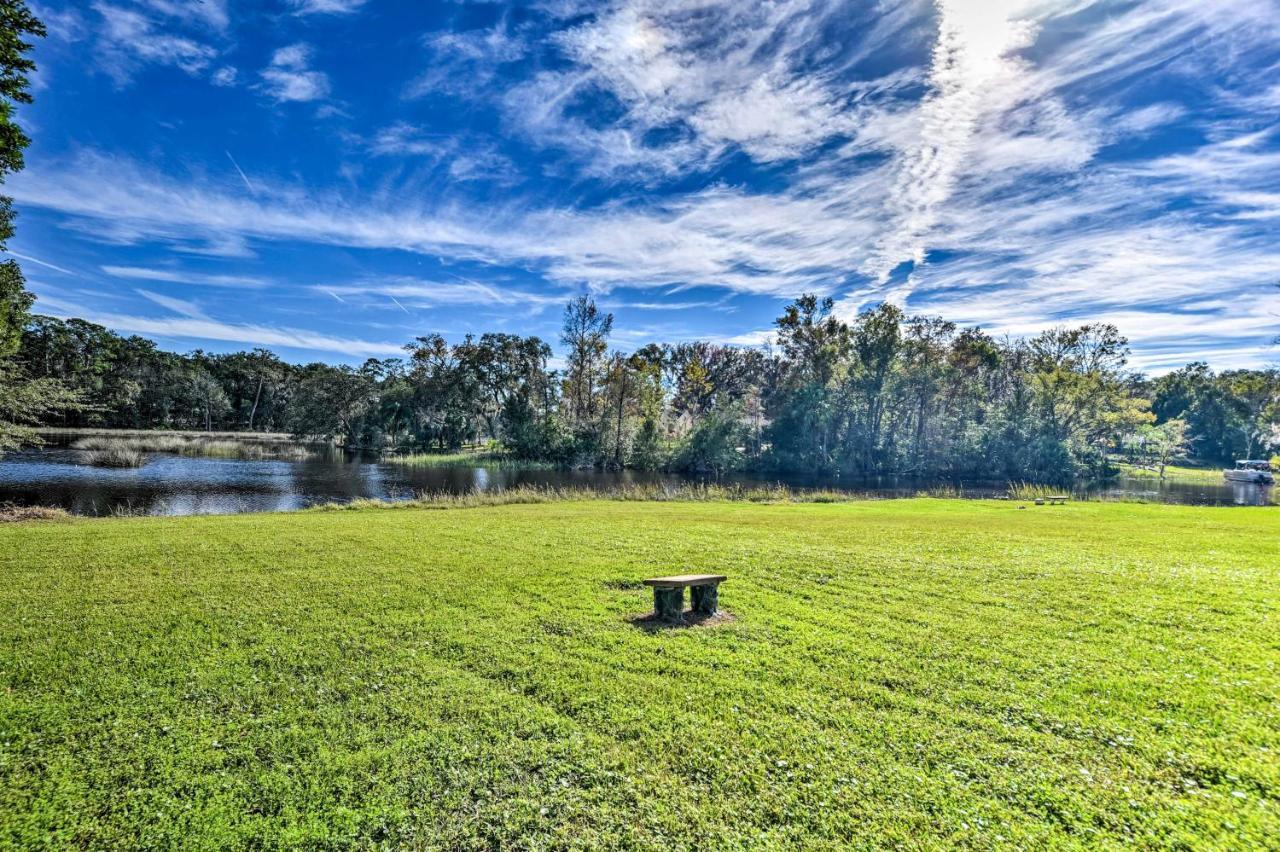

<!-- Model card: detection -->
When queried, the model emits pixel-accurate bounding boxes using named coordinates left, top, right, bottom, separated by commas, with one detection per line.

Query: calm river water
left=0, top=445, right=1274, bottom=516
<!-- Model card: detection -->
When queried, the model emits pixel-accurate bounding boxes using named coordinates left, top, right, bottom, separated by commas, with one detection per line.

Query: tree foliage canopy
left=16, top=293, right=1277, bottom=482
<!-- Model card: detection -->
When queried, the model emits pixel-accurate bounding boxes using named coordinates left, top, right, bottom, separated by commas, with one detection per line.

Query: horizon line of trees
left=12, top=294, right=1280, bottom=482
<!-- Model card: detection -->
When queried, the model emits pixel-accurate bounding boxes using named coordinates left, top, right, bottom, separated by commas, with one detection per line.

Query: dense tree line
left=14, top=295, right=1279, bottom=482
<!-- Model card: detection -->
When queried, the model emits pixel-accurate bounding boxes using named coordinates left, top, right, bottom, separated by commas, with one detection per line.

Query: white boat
left=1223, top=460, right=1275, bottom=484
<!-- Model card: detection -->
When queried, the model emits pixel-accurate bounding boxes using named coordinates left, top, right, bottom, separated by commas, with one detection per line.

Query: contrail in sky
left=225, top=150, right=257, bottom=195
left=4, top=249, right=73, bottom=275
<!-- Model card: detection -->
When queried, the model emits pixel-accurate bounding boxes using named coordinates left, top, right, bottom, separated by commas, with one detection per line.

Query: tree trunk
left=613, top=360, right=627, bottom=468
left=248, top=376, right=264, bottom=431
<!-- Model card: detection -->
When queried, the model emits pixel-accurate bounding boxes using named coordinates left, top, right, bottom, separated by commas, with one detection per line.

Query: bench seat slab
left=643, top=574, right=727, bottom=588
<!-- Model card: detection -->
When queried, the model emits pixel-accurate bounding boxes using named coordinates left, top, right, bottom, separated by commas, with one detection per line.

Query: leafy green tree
left=0, top=0, right=41, bottom=353
left=404, top=334, right=470, bottom=449
left=1025, top=324, right=1153, bottom=477
left=289, top=363, right=379, bottom=446
left=673, top=407, right=745, bottom=475
left=766, top=295, right=849, bottom=472
left=0, top=4, right=80, bottom=452
left=1125, top=418, right=1190, bottom=478
left=0, top=358, right=77, bottom=452
left=0, top=258, right=29, bottom=359
left=843, top=302, right=904, bottom=474
left=560, top=295, right=612, bottom=432
left=1221, top=369, right=1279, bottom=460
left=1150, top=363, right=1235, bottom=461
left=184, top=369, right=231, bottom=432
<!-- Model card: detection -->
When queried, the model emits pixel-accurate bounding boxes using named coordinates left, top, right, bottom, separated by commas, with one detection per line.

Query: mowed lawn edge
left=1, top=499, right=1277, bottom=849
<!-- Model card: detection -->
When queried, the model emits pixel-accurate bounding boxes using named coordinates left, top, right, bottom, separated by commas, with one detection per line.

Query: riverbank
left=1, top=499, right=1275, bottom=847
left=1115, top=461, right=1227, bottom=483
left=384, top=448, right=557, bottom=469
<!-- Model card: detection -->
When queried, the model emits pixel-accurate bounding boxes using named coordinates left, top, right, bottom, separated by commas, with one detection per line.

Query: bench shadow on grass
left=626, top=609, right=737, bottom=632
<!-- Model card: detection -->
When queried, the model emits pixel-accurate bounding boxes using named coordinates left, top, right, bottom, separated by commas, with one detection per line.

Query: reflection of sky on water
left=0, top=447, right=1274, bottom=516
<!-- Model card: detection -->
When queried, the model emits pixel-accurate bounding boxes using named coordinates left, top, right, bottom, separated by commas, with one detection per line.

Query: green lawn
left=1, top=500, right=1277, bottom=849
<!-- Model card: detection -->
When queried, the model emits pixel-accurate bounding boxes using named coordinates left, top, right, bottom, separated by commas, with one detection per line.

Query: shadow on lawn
left=627, top=609, right=737, bottom=632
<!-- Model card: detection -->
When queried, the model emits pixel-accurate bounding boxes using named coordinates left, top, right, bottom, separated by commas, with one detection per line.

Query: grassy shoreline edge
left=4, top=478, right=1243, bottom=524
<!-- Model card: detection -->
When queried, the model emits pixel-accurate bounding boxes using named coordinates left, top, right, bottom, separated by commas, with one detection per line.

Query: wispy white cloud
left=35, top=299, right=404, bottom=356
left=499, top=0, right=877, bottom=177
left=136, top=288, right=207, bottom=318
left=91, top=1, right=217, bottom=83
left=138, top=0, right=229, bottom=31
left=868, top=0, right=1040, bottom=279
left=102, top=265, right=270, bottom=289
left=369, top=123, right=519, bottom=182
left=259, top=43, right=330, bottom=103
left=322, top=277, right=565, bottom=310
left=30, top=3, right=88, bottom=41
left=210, top=66, right=237, bottom=87
left=407, top=24, right=528, bottom=99
left=287, top=0, right=367, bottom=15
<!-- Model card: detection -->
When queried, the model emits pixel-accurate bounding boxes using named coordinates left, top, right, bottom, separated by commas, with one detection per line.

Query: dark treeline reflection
left=18, top=294, right=1279, bottom=483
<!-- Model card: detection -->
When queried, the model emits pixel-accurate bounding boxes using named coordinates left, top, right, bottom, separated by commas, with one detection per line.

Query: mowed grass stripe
left=1, top=499, right=1277, bottom=848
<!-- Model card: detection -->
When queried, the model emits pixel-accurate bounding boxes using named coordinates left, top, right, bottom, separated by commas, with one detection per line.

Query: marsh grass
left=71, top=434, right=313, bottom=461
left=0, top=504, right=68, bottom=523
left=82, top=444, right=145, bottom=468
left=1007, top=481, right=1072, bottom=500
left=43, top=427, right=295, bottom=442
left=310, top=482, right=859, bottom=512
left=386, top=449, right=556, bottom=469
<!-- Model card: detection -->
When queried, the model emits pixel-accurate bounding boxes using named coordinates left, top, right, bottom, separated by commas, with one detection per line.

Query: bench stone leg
left=654, top=586, right=684, bottom=622
left=691, top=584, right=718, bottom=616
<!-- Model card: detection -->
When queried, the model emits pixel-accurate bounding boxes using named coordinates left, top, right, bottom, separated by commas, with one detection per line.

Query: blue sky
left=8, top=0, right=1280, bottom=371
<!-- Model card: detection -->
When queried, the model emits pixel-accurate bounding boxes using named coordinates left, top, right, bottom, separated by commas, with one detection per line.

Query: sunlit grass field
left=1, top=499, right=1276, bottom=848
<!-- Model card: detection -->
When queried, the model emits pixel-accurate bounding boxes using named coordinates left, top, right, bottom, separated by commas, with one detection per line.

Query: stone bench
left=1046, top=495, right=1068, bottom=505
left=643, top=574, right=726, bottom=622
